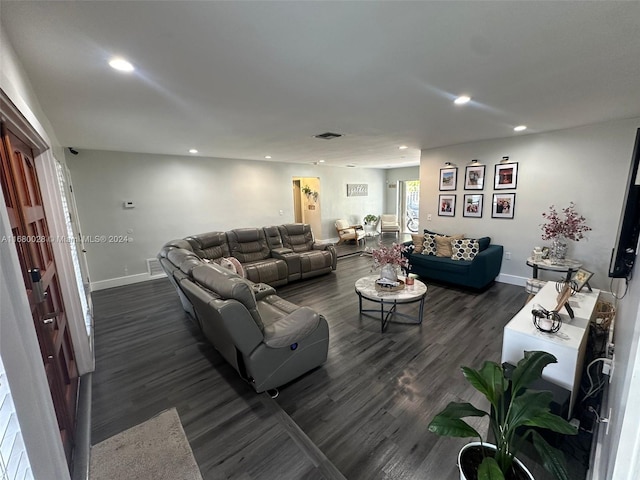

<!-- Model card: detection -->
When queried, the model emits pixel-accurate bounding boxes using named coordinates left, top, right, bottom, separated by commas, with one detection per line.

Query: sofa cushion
left=410, top=253, right=473, bottom=274
left=422, top=233, right=438, bottom=255
left=435, top=234, right=464, bottom=257
left=185, top=231, right=230, bottom=261
left=227, top=228, right=271, bottom=262
left=451, top=238, right=480, bottom=261
left=477, top=236, right=491, bottom=252
left=192, top=264, right=264, bottom=330
left=263, top=307, right=320, bottom=348
left=279, top=224, right=315, bottom=252
left=411, top=234, right=425, bottom=253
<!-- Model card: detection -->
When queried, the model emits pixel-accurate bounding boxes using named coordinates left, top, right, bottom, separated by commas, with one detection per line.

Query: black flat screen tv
left=609, top=128, right=640, bottom=278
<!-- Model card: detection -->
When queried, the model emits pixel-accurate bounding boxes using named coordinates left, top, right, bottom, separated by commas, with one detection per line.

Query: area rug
left=90, top=408, right=203, bottom=480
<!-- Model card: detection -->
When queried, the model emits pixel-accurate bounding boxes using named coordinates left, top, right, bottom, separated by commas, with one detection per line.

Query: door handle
left=42, top=311, right=59, bottom=325
left=29, top=268, right=46, bottom=303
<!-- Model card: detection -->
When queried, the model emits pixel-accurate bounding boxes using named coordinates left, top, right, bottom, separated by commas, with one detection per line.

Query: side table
left=526, top=257, right=582, bottom=283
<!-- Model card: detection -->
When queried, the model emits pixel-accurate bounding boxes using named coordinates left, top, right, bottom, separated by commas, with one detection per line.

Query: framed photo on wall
left=492, top=193, right=516, bottom=219
left=438, top=194, right=456, bottom=217
left=463, top=194, right=483, bottom=218
left=494, top=162, right=518, bottom=189
left=439, top=167, right=458, bottom=191
left=464, top=165, right=485, bottom=190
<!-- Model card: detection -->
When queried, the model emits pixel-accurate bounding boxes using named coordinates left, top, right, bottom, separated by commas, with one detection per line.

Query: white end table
left=501, top=281, right=600, bottom=417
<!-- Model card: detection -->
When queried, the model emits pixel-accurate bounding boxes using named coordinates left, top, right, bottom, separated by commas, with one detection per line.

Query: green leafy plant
left=363, top=214, right=378, bottom=225
left=427, top=351, right=578, bottom=480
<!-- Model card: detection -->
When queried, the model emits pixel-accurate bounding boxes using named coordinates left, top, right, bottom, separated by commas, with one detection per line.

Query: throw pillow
left=225, top=257, right=246, bottom=278
left=451, top=238, right=480, bottom=261
left=218, top=257, right=237, bottom=274
left=422, top=233, right=438, bottom=255
left=435, top=233, right=464, bottom=257
left=411, top=234, right=425, bottom=253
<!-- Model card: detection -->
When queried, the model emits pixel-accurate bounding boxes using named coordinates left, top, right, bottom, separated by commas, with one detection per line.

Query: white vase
left=550, top=237, right=568, bottom=264
left=380, top=264, right=398, bottom=282
left=458, top=442, right=534, bottom=480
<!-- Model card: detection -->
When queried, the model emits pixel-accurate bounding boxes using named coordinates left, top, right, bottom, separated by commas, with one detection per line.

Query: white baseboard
left=90, top=272, right=166, bottom=291
left=496, top=273, right=527, bottom=286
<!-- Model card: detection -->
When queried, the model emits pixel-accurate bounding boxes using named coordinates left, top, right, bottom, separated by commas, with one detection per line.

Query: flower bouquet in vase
left=540, top=202, right=591, bottom=264
left=368, top=242, right=409, bottom=283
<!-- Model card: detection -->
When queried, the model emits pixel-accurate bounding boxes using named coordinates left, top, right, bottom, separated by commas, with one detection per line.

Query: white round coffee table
left=354, top=275, right=427, bottom=332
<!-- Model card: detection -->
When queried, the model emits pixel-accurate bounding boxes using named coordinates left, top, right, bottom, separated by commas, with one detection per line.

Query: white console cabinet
left=501, top=281, right=600, bottom=416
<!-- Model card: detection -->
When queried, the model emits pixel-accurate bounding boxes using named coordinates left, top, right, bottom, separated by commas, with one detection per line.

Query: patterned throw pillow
left=217, top=257, right=246, bottom=277
left=411, top=234, right=425, bottom=253
left=451, top=238, right=480, bottom=261
left=422, top=233, right=438, bottom=255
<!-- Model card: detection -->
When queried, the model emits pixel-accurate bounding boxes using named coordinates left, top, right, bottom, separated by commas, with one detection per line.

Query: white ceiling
left=2, top=1, right=640, bottom=169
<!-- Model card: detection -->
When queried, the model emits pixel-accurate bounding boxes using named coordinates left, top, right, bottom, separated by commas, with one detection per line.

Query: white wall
left=1, top=28, right=73, bottom=480
left=419, top=119, right=640, bottom=479
left=385, top=166, right=420, bottom=215
left=419, top=118, right=640, bottom=290
left=65, top=149, right=386, bottom=286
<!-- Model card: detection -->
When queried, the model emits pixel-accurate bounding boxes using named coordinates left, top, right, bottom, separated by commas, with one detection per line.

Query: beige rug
left=90, top=408, right=203, bottom=480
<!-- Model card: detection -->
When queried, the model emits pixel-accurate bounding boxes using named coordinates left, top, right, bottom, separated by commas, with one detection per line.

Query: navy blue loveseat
left=403, top=231, right=503, bottom=290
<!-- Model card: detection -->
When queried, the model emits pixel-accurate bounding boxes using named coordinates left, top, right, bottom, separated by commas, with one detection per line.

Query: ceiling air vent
left=314, top=132, right=343, bottom=140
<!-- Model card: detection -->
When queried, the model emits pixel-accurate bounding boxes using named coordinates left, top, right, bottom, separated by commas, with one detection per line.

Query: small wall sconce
left=444, top=161, right=456, bottom=167
left=500, top=156, right=510, bottom=163
left=470, top=159, right=480, bottom=165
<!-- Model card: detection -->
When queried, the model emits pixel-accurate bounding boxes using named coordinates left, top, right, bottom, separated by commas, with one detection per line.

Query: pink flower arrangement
left=369, top=242, right=409, bottom=270
left=541, top=202, right=592, bottom=241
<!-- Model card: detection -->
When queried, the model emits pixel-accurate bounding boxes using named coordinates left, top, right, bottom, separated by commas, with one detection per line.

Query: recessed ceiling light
left=454, top=95, right=471, bottom=105
left=108, top=57, right=134, bottom=72
left=189, top=149, right=198, bottom=154
left=514, top=125, right=527, bottom=132
left=399, top=145, right=408, bottom=150
left=265, top=155, right=272, bottom=159
left=346, top=164, right=356, bottom=168
left=319, top=159, right=325, bottom=163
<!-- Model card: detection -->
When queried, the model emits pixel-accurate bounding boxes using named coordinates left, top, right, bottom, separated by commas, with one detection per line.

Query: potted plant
left=427, top=350, right=578, bottom=480
left=363, top=214, right=378, bottom=225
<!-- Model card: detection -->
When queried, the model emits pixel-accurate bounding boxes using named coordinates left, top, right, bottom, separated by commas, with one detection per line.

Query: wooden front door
left=0, top=125, right=78, bottom=465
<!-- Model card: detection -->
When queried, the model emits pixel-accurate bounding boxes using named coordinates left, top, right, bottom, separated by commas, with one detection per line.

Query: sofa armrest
left=314, top=243, right=337, bottom=269
left=263, top=307, right=321, bottom=348
left=252, top=283, right=277, bottom=300
left=210, top=300, right=264, bottom=355
left=470, top=244, right=504, bottom=277
left=271, top=247, right=294, bottom=257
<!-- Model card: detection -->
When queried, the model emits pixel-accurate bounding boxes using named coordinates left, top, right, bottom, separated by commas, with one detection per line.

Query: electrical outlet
left=602, top=358, right=612, bottom=376
left=505, top=252, right=511, bottom=260
left=427, top=214, right=432, bottom=221
left=610, top=353, right=615, bottom=382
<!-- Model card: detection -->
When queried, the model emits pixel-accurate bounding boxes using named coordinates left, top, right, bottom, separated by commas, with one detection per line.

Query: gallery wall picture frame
left=463, top=194, right=483, bottom=218
left=464, top=165, right=485, bottom=190
left=494, top=162, right=518, bottom=189
left=491, top=193, right=516, bottom=219
left=571, top=268, right=594, bottom=292
left=439, top=167, right=458, bottom=191
left=438, top=194, right=456, bottom=217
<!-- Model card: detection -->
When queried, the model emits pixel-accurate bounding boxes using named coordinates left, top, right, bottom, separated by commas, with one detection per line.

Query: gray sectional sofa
left=158, top=223, right=333, bottom=392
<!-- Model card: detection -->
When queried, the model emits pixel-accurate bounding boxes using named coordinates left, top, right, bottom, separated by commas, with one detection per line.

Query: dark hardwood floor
left=91, top=241, right=584, bottom=479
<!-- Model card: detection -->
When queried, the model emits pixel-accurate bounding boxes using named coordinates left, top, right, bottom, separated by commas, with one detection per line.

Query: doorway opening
left=292, top=177, right=322, bottom=237
left=399, top=180, right=420, bottom=233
